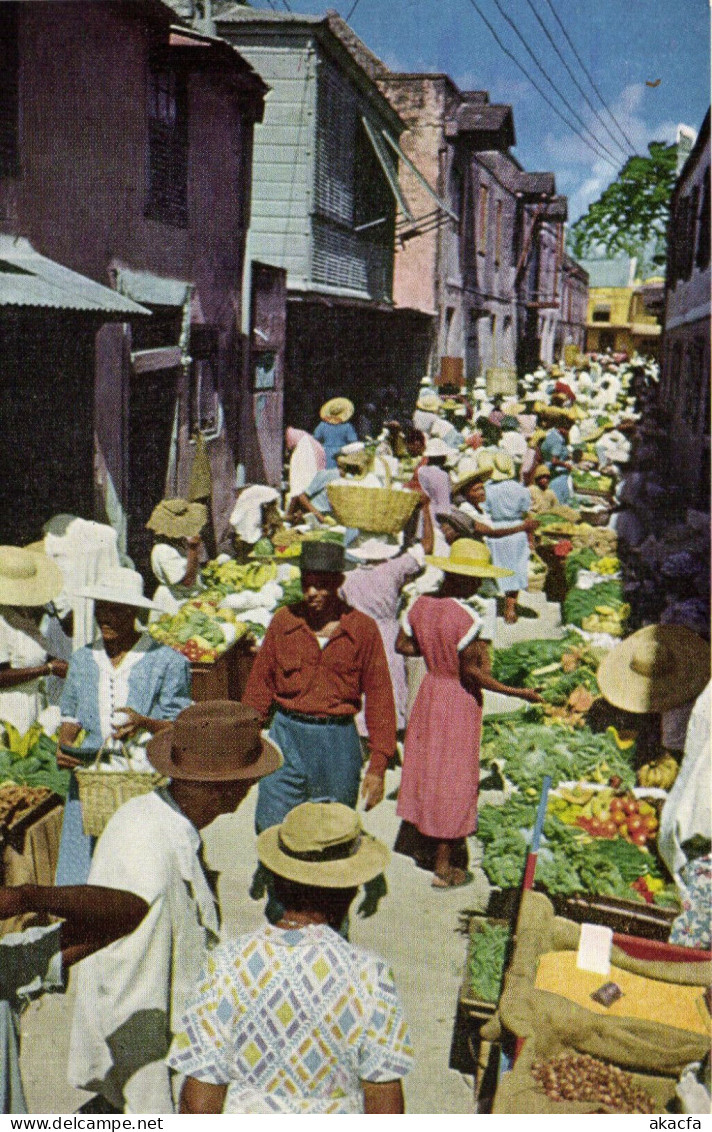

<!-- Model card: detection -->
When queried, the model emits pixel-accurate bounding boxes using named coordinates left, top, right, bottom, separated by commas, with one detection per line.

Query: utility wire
left=346, top=0, right=362, bottom=21
left=525, top=0, right=634, bottom=160
left=463, top=0, right=619, bottom=172
left=489, top=0, right=624, bottom=169
left=541, top=0, right=639, bottom=155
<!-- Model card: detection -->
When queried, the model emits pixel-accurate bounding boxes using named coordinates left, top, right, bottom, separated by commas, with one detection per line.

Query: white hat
left=346, top=536, right=401, bottom=563
left=77, top=567, right=160, bottom=610
left=338, top=441, right=366, bottom=456
left=424, top=437, right=451, bottom=459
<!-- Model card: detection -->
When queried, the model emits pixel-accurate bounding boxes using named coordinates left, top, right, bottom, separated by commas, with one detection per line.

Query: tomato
left=602, top=820, right=618, bottom=838
left=622, top=798, right=639, bottom=816
left=643, top=813, right=658, bottom=832
left=631, top=830, right=649, bottom=848
left=609, top=797, right=625, bottom=815
left=588, top=818, right=603, bottom=836
left=612, top=809, right=628, bottom=825
left=627, top=815, right=644, bottom=835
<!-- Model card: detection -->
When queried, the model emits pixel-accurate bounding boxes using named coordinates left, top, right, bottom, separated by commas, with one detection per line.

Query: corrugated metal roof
left=0, top=237, right=150, bottom=315
left=579, top=256, right=635, bottom=288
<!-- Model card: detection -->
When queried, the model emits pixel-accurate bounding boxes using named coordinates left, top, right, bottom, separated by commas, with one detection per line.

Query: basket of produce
left=578, top=503, right=611, bottom=527
left=460, top=916, right=511, bottom=1017
left=572, top=470, right=614, bottom=498
left=0, top=782, right=58, bottom=835
left=527, top=552, right=548, bottom=593
left=326, top=483, right=420, bottom=535
left=562, top=581, right=629, bottom=637
left=149, top=596, right=249, bottom=664
left=75, top=743, right=168, bottom=837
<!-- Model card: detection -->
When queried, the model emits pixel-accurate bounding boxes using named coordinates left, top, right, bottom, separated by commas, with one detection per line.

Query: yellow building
left=580, top=257, right=663, bottom=357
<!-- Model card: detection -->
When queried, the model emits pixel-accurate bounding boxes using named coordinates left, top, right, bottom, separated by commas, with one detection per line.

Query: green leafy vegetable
left=563, top=581, right=625, bottom=627
left=467, top=921, right=510, bottom=1003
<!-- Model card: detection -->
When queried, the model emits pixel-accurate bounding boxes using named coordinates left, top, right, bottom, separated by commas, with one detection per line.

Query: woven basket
left=326, top=483, right=420, bottom=535
left=75, top=743, right=168, bottom=837
left=527, top=551, right=548, bottom=592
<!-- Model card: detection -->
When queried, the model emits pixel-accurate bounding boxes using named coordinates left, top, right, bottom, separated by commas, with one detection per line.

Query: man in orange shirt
left=243, top=541, right=396, bottom=835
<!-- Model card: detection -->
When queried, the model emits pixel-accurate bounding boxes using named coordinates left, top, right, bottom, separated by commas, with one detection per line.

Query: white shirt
left=68, top=790, right=220, bottom=1114
left=151, top=544, right=187, bottom=587
left=499, top=431, right=527, bottom=463
left=658, top=685, right=711, bottom=894
left=0, top=610, right=49, bottom=735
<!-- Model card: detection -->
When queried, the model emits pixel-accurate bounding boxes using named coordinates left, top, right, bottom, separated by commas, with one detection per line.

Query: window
left=315, top=67, right=356, bottom=224
left=477, top=182, right=489, bottom=254
left=254, top=351, right=277, bottom=391
left=494, top=199, right=503, bottom=265
left=696, top=168, right=710, bottom=272
left=682, top=186, right=700, bottom=282
left=592, top=306, right=611, bottom=323
left=146, top=63, right=189, bottom=228
left=0, top=5, right=19, bottom=177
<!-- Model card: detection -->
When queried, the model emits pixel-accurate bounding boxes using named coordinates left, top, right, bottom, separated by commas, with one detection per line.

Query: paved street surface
left=20, top=765, right=487, bottom=1115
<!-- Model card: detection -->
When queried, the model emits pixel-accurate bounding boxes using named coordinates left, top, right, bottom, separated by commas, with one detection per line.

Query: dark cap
left=299, top=540, right=345, bottom=574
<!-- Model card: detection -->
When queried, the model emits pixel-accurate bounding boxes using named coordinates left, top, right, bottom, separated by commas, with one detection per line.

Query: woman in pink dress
left=394, top=540, right=542, bottom=888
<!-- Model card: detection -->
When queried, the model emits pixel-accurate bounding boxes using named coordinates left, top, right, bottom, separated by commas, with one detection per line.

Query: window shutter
left=0, top=6, right=19, bottom=177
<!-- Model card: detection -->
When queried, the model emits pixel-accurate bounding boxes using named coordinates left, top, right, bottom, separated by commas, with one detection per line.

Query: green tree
left=568, top=141, right=678, bottom=274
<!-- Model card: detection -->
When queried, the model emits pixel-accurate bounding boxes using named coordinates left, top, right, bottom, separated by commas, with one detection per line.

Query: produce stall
left=490, top=891, right=711, bottom=1115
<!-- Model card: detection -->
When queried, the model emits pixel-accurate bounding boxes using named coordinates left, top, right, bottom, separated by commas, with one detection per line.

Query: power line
left=489, top=0, right=624, bottom=169
left=346, top=0, right=362, bottom=20
left=525, top=0, right=634, bottom=161
left=541, top=0, right=639, bottom=155
left=463, top=0, right=619, bottom=172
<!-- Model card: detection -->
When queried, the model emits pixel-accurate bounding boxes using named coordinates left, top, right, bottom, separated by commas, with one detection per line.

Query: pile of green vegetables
left=491, top=634, right=600, bottom=705
left=480, top=720, right=635, bottom=793
left=0, top=733, right=70, bottom=799
left=572, top=470, right=614, bottom=495
left=466, top=920, right=511, bottom=1003
left=563, top=547, right=599, bottom=588
left=562, top=580, right=625, bottom=627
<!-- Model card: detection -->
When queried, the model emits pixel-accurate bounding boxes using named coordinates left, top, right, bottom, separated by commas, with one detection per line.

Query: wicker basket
left=527, top=551, right=548, bottom=592
left=326, top=483, right=420, bottom=535
left=75, top=744, right=168, bottom=837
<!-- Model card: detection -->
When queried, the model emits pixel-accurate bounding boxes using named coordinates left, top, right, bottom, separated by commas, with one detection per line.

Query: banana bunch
left=203, top=558, right=277, bottom=592
left=594, top=556, right=620, bottom=575
left=637, top=755, right=678, bottom=791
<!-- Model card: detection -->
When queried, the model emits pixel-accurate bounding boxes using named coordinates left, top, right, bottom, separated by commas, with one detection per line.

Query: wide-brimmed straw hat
left=453, top=452, right=494, bottom=491
left=426, top=538, right=514, bottom=579
left=596, top=625, right=710, bottom=714
left=148, top=701, right=283, bottom=782
left=146, top=499, right=208, bottom=540
left=416, top=392, right=442, bottom=413
left=76, top=567, right=160, bottom=610
left=320, top=397, right=354, bottom=423
left=0, top=546, right=63, bottom=607
left=257, top=801, right=389, bottom=888
left=490, top=452, right=515, bottom=482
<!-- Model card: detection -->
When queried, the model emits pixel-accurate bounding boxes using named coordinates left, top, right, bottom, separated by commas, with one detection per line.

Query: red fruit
left=609, top=797, right=625, bottom=815
left=588, top=818, right=604, bottom=836
left=622, top=798, right=639, bottom=816
left=627, top=815, right=644, bottom=835
left=631, top=830, right=649, bottom=847
left=602, top=820, right=618, bottom=838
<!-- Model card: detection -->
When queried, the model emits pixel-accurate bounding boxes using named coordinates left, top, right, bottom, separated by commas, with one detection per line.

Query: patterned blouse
left=168, top=922, right=413, bottom=1113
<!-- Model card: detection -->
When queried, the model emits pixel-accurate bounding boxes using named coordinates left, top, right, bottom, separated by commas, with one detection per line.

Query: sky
left=244, top=0, right=711, bottom=222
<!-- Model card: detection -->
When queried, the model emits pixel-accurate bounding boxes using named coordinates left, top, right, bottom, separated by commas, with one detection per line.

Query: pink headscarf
left=416, top=464, right=451, bottom=512
left=286, top=427, right=326, bottom=470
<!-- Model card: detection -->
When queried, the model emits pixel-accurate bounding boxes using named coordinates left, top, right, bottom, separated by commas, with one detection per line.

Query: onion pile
left=531, top=1053, right=657, bottom=1113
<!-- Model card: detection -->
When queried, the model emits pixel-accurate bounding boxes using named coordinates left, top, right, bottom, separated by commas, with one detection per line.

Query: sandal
left=431, top=868, right=472, bottom=889
left=431, top=870, right=451, bottom=888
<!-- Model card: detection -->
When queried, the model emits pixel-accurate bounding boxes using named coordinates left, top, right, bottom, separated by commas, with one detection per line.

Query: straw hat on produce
left=146, top=498, right=208, bottom=540
left=416, top=392, right=441, bottom=413
left=490, top=452, right=516, bottom=482
left=148, top=701, right=282, bottom=782
left=426, top=538, right=514, bottom=579
left=76, top=567, right=160, bottom=610
left=453, top=451, right=494, bottom=491
left=0, top=546, right=63, bottom=607
left=320, top=397, right=354, bottom=424
left=596, top=625, right=711, bottom=714
left=258, top=802, right=388, bottom=888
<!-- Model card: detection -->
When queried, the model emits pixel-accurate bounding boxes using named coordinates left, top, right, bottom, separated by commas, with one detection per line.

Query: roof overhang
left=0, top=237, right=150, bottom=317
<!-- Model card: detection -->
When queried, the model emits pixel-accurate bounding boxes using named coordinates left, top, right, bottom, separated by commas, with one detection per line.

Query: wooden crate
left=191, top=639, right=254, bottom=703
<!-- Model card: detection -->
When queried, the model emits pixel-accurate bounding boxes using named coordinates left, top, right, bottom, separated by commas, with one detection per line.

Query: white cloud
left=543, top=82, right=680, bottom=221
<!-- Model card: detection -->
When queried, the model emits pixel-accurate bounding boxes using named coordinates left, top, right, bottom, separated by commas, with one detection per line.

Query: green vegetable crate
left=459, top=915, right=512, bottom=1019
left=488, top=887, right=677, bottom=943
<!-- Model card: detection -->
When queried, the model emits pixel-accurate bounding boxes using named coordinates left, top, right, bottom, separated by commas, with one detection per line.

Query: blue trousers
left=255, top=710, right=362, bottom=833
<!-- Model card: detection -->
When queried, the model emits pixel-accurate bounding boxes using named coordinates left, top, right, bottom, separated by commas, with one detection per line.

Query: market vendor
left=242, top=539, right=397, bottom=837
left=54, top=567, right=192, bottom=885
left=0, top=546, right=68, bottom=735
left=146, top=498, right=208, bottom=617
left=394, top=540, right=542, bottom=887
left=229, top=485, right=282, bottom=561
left=528, top=465, right=561, bottom=514
left=484, top=454, right=534, bottom=625
left=296, top=443, right=380, bottom=525
left=313, top=398, right=358, bottom=469
left=540, top=410, right=576, bottom=504
left=285, top=426, right=326, bottom=504
left=0, top=881, right=148, bottom=1114
left=169, top=802, right=413, bottom=1114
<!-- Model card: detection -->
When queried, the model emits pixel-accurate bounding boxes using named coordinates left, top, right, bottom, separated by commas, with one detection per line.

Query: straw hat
left=76, top=567, right=160, bottom=610
left=0, top=546, right=63, bottom=607
left=533, top=465, right=552, bottom=481
left=257, top=802, right=389, bottom=888
left=416, top=392, right=441, bottom=413
left=425, top=538, right=514, bottom=579
left=424, top=437, right=451, bottom=459
left=320, top=397, right=354, bottom=423
left=148, top=701, right=283, bottom=782
left=146, top=499, right=208, bottom=540
left=596, top=625, right=710, bottom=714
left=490, top=452, right=515, bottom=482
left=453, top=452, right=494, bottom=491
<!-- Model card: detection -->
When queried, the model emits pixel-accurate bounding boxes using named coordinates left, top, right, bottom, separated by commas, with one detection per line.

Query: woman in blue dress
left=55, top=568, right=191, bottom=884
left=313, top=398, right=358, bottom=469
left=484, top=453, right=533, bottom=624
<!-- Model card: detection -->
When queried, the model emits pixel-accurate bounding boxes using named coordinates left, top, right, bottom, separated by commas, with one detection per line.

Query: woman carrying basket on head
left=54, top=568, right=192, bottom=884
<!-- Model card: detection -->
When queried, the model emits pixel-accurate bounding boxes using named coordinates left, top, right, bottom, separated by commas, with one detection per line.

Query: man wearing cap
left=68, top=701, right=282, bottom=1114
left=168, top=802, right=413, bottom=1113
left=243, top=541, right=397, bottom=831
